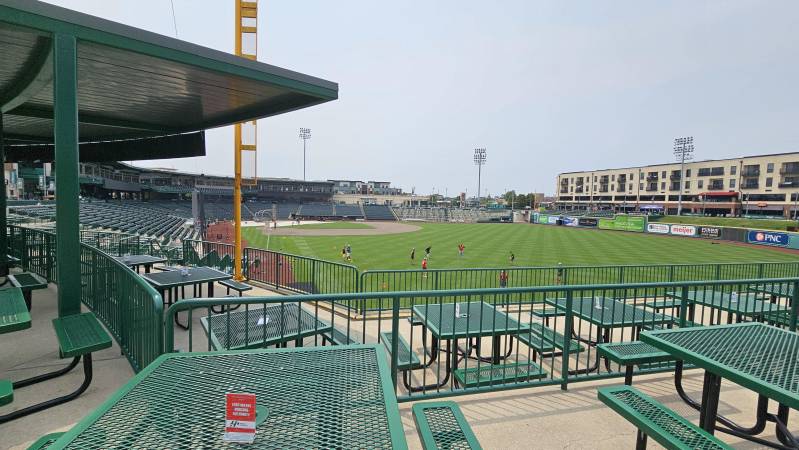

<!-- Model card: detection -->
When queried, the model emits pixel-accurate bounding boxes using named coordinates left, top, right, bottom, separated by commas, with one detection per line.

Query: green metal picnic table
left=200, top=304, right=333, bottom=350
left=142, top=266, right=232, bottom=329
left=114, top=254, right=167, bottom=273
left=546, top=296, right=673, bottom=374
left=7, top=272, right=48, bottom=311
left=0, top=254, right=21, bottom=286
left=642, top=322, right=799, bottom=448
left=0, top=288, right=31, bottom=334
left=410, top=301, right=534, bottom=390
left=665, top=289, right=788, bottom=324
left=49, top=345, right=408, bottom=449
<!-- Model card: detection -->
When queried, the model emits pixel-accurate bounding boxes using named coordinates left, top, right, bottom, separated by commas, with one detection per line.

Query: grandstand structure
left=392, top=206, right=511, bottom=222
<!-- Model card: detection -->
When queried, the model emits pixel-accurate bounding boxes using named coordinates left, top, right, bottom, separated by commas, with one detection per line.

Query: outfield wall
left=532, top=213, right=799, bottom=250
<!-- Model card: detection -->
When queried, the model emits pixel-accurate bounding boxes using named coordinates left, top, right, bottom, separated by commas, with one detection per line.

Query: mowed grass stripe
left=241, top=223, right=798, bottom=271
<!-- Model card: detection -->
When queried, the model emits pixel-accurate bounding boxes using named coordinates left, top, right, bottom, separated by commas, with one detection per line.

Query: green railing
left=164, top=276, right=799, bottom=402
left=358, top=261, right=799, bottom=310
left=183, top=239, right=359, bottom=295
left=7, top=225, right=163, bottom=372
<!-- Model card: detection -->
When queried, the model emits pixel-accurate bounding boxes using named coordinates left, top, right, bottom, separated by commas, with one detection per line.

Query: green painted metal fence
left=164, top=277, right=799, bottom=402
left=183, top=239, right=359, bottom=295
left=7, top=225, right=163, bottom=372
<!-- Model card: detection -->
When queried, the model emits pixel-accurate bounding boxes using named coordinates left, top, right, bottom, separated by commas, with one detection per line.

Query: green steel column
left=0, top=113, right=6, bottom=265
left=53, top=34, right=80, bottom=317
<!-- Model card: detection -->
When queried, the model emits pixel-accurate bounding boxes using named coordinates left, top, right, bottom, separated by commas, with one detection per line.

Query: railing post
left=618, top=266, right=624, bottom=284
left=311, top=259, right=317, bottom=294
left=757, top=263, right=765, bottom=279
left=390, top=295, right=401, bottom=390
left=790, top=281, right=799, bottom=332
left=560, top=289, right=574, bottom=390
left=678, top=285, right=689, bottom=328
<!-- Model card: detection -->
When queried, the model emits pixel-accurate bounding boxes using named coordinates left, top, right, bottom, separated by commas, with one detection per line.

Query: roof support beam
left=53, top=32, right=80, bottom=317
left=0, top=36, right=52, bottom=114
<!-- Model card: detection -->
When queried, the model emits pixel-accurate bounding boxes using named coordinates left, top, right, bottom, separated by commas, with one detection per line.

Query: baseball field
left=241, top=222, right=799, bottom=271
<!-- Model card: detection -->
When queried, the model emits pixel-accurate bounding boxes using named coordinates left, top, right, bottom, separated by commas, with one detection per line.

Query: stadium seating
left=298, top=203, right=334, bottom=218
left=392, top=207, right=509, bottom=223
left=332, top=204, right=364, bottom=219
left=362, top=205, right=396, bottom=221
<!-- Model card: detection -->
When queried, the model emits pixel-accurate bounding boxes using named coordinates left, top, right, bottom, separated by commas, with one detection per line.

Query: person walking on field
left=410, top=247, right=416, bottom=264
left=509, top=252, right=515, bottom=265
left=422, top=257, right=428, bottom=278
left=458, top=243, right=465, bottom=257
left=425, top=246, right=432, bottom=259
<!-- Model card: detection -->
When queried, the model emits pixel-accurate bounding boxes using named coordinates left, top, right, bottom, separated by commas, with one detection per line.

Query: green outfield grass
left=242, top=222, right=799, bottom=271
left=289, top=222, right=374, bottom=230
left=650, top=215, right=797, bottom=231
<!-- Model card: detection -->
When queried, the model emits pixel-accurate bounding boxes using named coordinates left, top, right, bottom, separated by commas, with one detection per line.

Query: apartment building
left=555, top=152, right=799, bottom=217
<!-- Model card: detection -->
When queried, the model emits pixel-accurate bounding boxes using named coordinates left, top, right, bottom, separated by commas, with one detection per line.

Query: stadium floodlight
left=673, top=136, right=694, bottom=216
left=474, top=148, right=487, bottom=206
left=299, top=128, right=312, bottom=181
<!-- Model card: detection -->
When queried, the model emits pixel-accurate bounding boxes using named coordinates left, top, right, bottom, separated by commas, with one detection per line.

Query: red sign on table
left=225, top=393, right=257, bottom=443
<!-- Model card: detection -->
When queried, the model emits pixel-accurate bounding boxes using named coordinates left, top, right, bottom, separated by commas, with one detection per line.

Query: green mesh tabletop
left=142, top=266, right=231, bottom=289
left=748, top=283, right=794, bottom=298
left=545, top=296, right=672, bottom=328
left=0, top=287, right=31, bottom=334
left=52, top=345, right=407, bottom=449
left=114, top=255, right=167, bottom=267
left=411, top=301, right=532, bottom=339
left=665, top=289, right=787, bottom=315
left=641, top=323, right=799, bottom=410
left=8, top=272, right=48, bottom=290
left=200, top=305, right=333, bottom=350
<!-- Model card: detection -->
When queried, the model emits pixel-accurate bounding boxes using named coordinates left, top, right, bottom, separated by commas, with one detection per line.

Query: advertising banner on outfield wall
left=598, top=215, right=646, bottom=232
left=698, top=226, right=722, bottom=239
left=578, top=217, right=598, bottom=227
left=563, top=217, right=579, bottom=227
left=647, top=223, right=670, bottom=234
left=536, top=214, right=549, bottom=224
left=547, top=216, right=559, bottom=225
left=670, top=224, right=697, bottom=237
left=747, top=230, right=790, bottom=247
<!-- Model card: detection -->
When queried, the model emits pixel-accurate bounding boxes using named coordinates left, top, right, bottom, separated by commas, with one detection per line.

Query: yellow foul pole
left=234, top=1, right=258, bottom=281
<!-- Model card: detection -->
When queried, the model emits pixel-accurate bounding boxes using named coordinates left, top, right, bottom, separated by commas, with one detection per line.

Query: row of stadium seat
left=392, top=206, right=508, bottom=223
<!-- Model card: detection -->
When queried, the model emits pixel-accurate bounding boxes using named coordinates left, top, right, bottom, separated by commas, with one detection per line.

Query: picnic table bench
left=412, top=401, right=482, bottom=450
left=219, top=278, right=252, bottom=296
left=0, top=312, right=112, bottom=423
left=0, top=287, right=31, bottom=335
left=598, top=385, right=732, bottom=450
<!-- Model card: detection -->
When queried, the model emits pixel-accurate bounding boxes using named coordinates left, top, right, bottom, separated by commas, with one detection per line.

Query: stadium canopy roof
left=0, top=0, right=338, bottom=160
left=0, top=0, right=338, bottom=317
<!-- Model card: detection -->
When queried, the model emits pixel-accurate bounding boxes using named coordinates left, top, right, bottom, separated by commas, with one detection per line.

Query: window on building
left=629, top=183, right=633, bottom=191
left=698, top=168, right=711, bottom=176
left=684, top=181, right=691, bottom=189
left=661, top=182, right=666, bottom=190
left=661, top=171, right=666, bottom=178
left=611, top=175, right=615, bottom=182
left=594, top=176, right=597, bottom=182
left=630, top=173, right=634, bottom=180
left=639, top=183, right=643, bottom=190
left=730, top=166, right=737, bottom=175
left=685, top=169, right=691, bottom=177
left=729, top=179, right=736, bottom=188
left=710, top=167, right=724, bottom=176
left=698, top=180, right=704, bottom=189
left=766, top=177, right=773, bottom=187
left=767, top=163, right=774, bottom=173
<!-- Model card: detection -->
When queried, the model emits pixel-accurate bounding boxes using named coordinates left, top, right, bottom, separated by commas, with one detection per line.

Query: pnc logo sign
left=747, top=230, right=789, bottom=247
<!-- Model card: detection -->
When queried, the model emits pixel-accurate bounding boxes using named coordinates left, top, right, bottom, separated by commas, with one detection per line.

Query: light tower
left=474, top=148, right=486, bottom=206
left=673, top=136, right=694, bottom=215
left=299, top=128, right=311, bottom=181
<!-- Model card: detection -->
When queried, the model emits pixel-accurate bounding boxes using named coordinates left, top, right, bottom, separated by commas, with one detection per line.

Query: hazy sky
left=43, top=1, right=799, bottom=196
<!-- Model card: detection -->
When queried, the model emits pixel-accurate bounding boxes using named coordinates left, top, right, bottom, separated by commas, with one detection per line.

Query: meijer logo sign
left=670, top=225, right=696, bottom=237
